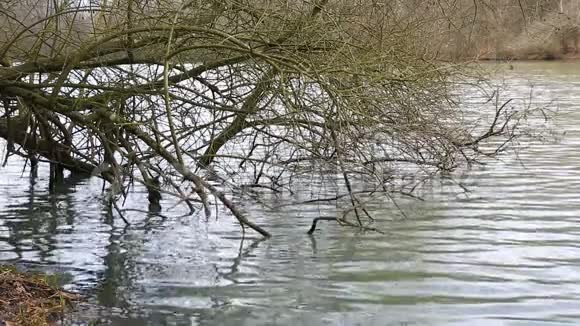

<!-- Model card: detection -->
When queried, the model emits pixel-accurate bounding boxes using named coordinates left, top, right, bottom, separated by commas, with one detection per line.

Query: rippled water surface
left=1, top=61, right=580, bottom=325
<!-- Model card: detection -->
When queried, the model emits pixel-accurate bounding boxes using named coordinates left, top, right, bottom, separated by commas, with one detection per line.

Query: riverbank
left=478, top=51, right=580, bottom=61
left=0, top=266, right=79, bottom=325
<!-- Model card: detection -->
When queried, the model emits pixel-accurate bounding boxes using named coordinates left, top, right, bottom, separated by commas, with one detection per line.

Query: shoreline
left=0, top=265, right=79, bottom=325
left=477, top=52, right=580, bottom=62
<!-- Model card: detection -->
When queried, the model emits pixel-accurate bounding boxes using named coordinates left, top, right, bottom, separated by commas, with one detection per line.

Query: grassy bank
left=0, top=266, right=79, bottom=325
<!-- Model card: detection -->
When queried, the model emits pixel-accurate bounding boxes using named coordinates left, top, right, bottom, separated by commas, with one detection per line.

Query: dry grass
left=0, top=266, right=79, bottom=326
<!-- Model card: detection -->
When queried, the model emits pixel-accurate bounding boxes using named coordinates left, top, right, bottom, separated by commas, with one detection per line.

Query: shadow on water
left=2, top=170, right=88, bottom=262
left=2, top=61, right=580, bottom=325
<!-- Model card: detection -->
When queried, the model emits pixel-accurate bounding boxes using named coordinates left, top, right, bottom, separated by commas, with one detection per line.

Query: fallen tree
left=0, top=0, right=548, bottom=237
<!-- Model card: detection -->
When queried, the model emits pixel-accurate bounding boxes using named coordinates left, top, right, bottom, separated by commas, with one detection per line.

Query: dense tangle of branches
left=0, top=0, right=548, bottom=237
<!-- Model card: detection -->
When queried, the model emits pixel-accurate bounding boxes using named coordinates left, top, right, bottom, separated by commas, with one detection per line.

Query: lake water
left=1, top=61, right=580, bottom=325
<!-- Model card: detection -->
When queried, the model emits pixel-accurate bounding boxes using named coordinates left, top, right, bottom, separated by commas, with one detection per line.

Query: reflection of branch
left=274, top=189, right=423, bottom=209
left=307, top=217, right=385, bottom=235
left=111, top=199, right=130, bottom=225
left=118, top=208, right=173, bottom=220
left=307, top=217, right=337, bottom=234
left=219, top=237, right=265, bottom=284
left=307, top=233, right=318, bottom=253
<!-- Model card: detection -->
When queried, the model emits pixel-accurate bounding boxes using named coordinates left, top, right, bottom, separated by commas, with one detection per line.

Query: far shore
left=476, top=50, right=580, bottom=62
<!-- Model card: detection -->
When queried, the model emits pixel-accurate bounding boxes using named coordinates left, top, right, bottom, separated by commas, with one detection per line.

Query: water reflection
left=1, top=61, right=580, bottom=325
